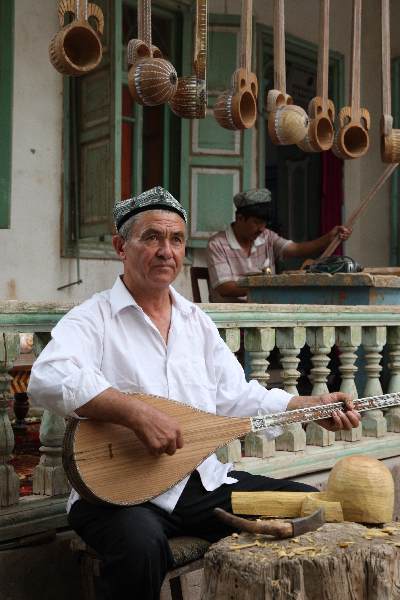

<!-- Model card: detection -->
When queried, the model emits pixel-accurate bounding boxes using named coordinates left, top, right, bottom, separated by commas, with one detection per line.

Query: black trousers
left=68, top=470, right=317, bottom=600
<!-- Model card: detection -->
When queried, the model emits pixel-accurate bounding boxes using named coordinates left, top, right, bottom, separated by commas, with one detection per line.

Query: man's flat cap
left=233, top=188, right=272, bottom=209
left=114, top=186, right=187, bottom=231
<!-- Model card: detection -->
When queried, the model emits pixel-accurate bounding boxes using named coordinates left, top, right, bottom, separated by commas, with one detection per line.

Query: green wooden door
left=179, top=13, right=254, bottom=248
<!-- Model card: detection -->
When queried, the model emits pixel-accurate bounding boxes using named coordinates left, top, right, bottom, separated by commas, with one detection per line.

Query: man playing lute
left=28, top=187, right=360, bottom=600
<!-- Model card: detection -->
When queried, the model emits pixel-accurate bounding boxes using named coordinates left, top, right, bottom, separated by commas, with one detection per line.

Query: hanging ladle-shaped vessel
left=298, top=0, right=335, bottom=152
left=127, top=0, right=178, bottom=106
left=49, top=0, right=104, bottom=76
left=267, top=0, right=308, bottom=145
left=214, top=0, right=258, bottom=130
left=381, top=0, right=400, bottom=162
left=169, top=0, right=208, bottom=119
left=332, top=0, right=370, bottom=160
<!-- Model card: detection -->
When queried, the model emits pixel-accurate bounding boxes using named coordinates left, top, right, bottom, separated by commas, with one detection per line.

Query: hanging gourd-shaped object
left=298, top=0, right=335, bottom=152
left=127, top=0, right=177, bottom=106
left=49, top=0, right=104, bottom=76
left=214, top=0, right=258, bottom=130
left=381, top=0, right=400, bottom=162
left=332, top=0, right=370, bottom=160
left=267, top=0, right=308, bottom=145
left=169, top=0, right=208, bottom=119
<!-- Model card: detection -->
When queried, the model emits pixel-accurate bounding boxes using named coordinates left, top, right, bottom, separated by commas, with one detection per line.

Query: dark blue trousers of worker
left=68, top=470, right=317, bottom=600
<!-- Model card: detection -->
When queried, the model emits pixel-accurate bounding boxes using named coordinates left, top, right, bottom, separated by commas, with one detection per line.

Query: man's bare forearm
left=215, top=281, right=249, bottom=299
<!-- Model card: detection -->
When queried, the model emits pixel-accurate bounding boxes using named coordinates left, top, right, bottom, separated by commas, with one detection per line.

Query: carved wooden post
left=243, top=327, right=276, bottom=458
left=275, top=327, right=306, bottom=451
left=361, top=326, right=387, bottom=437
left=336, top=325, right=362, bottom=441
left=216, top=328, right=242, bottom=463
left=32, top=333, right=70, bottom=496
left=386, top=326, right=400, bottom=432
left=306, top=326, right=335, bottom=447
left=0, top=332, right=20, bottom=506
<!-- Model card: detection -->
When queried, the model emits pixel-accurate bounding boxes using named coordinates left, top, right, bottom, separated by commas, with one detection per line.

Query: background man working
left=207, top=188, right=352, bottom=301
left=28, top=186, right=360, bottom=600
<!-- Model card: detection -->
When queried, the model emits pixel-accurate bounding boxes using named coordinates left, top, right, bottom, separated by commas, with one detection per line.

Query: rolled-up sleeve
left=207, top=237, right=235, bottom=290
left=28, top=306, right=111, bottom=416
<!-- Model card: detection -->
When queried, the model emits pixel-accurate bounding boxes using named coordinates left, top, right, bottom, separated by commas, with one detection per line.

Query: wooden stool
left=70, top=534, right=209, bottom=600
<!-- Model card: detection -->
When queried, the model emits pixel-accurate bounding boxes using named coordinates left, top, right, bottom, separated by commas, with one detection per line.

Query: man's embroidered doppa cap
left=233, top=188, right=272, bottom=209
left=113, top=186, right=187, bottom=231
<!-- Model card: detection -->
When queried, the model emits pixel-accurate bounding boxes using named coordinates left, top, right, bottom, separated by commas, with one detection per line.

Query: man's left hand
left=330, top=225, right=352, bottom=241
left=287, top=392, right=361, bottom=431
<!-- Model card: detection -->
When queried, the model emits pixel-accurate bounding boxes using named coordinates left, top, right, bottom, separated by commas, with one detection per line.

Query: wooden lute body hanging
left=381, top=0, right=400, bottom=163
left=63, top=391, right=400, bottom=506
left=127, top=0, right=178, bottom=106
left=332, top=0, right=370, bottom=159
left=49, top=0, right=104, bottom=76
left=267, top=0, right=308, bottom=145
left=169, top=0, right=208, bottom=119
left=214, top=0, right=258, bottom=130
left=298, top=0, right=335, bottom=152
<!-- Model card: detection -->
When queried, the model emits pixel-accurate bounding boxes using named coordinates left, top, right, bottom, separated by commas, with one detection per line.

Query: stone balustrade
left=2, top=301, right=400, bottom=538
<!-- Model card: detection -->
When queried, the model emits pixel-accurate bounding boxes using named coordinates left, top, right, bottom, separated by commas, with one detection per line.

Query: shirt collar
left=109, top=276, right=195, bottom=318
left=225, top=224, right=265, bottom=252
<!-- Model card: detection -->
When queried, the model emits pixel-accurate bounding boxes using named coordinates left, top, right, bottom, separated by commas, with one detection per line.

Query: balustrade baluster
left=32, top=333, right=70, bottom=496
left=0, top=332, right=20, bottom=506
left=336, top=326, right=362, bottom=441
left=386, top=326, right=400, bottom=431
left=275, top=327, right=306, bottom=451
left=217, top=328, right=242, bottom=462
left=306, top=327, right=335, bottom=446
left=361, top=326, right=387, bottom=437
left=243, top=327, right=276, bottom=457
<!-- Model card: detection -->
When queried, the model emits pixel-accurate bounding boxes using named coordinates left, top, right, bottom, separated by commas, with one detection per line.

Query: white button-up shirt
left=28, top=277, right=292, bottom=513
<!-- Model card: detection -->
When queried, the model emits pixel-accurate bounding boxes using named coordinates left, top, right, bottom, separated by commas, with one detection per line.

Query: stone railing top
left=239, top=272, right=400, bottom=288
left=1, top=301, right=400, bottom=331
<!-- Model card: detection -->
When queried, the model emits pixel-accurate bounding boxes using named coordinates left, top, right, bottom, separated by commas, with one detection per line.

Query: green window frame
left=0, top=1, right=14, bottom=229
left=62, top=0, right=183, bottom=259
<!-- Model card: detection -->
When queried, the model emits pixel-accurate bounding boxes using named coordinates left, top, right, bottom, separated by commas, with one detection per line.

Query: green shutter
left=0, top=1, right=14, bottom=229
left=78, top=0, right=115, bottom=238
left=179, top=13, right=254, bottom=248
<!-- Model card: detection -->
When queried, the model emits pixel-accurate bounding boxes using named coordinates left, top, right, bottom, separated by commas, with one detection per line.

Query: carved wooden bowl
left=298, top=116, right=334, bottom=152
left=128, top=58, right=178, bottom=106
left=327, top=455, right=394, bottom=524
left=268, top=104, right=309, bottom=146
left=49, top=20, right=102, bottom=76
left=332, top=107, right=370, bottom=160
left=382, top=131, right=400, bottom=163
left=213, top=87, right=257, bottom=130
left=169, top=75, right=207, bottom=119
left=213, top=91, right=236, bottom=130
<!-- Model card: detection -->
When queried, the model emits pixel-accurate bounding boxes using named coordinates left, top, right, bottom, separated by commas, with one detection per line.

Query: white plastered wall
left=0, top=0, right=396, bottom=303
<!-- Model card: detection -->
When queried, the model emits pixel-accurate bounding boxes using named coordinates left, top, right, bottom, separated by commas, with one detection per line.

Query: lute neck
left=250, top=392, right=400, bottom=432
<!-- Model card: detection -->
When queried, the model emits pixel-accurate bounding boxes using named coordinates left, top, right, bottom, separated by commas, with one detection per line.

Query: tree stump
left=201, top=522, right=400, bottom=600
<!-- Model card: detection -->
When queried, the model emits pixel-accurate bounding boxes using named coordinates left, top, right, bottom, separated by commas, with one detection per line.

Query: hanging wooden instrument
left=332, top=0, right=370, bottom=160
left=266, top=0, right=308, bottom=145
left=63, top=390, right=400, bottom=506
left=298, top=0, right=335, bottom=153
left=49, top=0, right=104, bottom=76
left=127, top=0, right=178, bottom=106
left=318, top=162, right=398, bottom=259
left=214, top=0, right=258, bottom=130
left=381, top=0, right=400, bottom=162
left=169, top=0, right=208, bottom=119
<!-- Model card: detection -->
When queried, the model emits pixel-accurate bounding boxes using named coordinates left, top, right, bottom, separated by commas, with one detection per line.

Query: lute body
left=63, top=391, right=400, bottom=506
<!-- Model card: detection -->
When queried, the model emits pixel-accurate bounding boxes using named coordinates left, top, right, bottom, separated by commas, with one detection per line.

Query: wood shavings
left=290, top=538, right=300, bottom=543
left=338, top=541, right=355, bottom=548
left=362, top=529, right=390, bottom=540
left=382, top=527, right=398, bottom=535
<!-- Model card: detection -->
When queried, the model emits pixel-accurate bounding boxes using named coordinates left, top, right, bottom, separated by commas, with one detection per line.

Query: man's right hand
left=76, top=387, right=184, bottom=457
left=130, top=397, right=184, bottom=456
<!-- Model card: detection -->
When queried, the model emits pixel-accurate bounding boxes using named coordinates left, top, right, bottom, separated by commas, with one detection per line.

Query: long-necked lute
left=63, top=391, right=400, bottom=506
